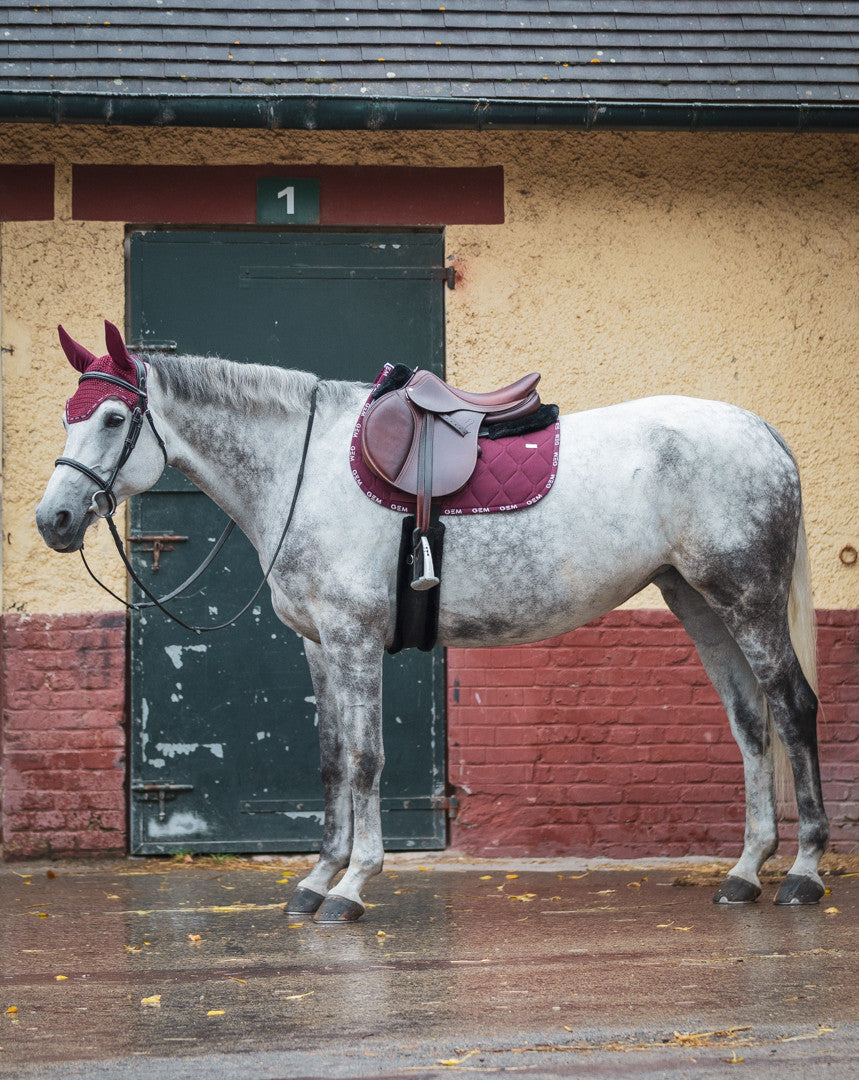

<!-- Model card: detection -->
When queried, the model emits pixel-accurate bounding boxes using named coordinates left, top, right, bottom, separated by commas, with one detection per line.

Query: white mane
left=150, top=353, right=359, bottom=414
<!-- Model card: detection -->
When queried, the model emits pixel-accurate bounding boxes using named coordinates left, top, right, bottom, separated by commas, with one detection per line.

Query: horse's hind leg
left=287, top=638, right=354, bottom=916
left=655, top=570, right=779, bottom=903
left=718, top=609, right=828, bottom=905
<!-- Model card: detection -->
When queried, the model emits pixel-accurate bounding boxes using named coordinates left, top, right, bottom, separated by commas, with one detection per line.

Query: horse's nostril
left=55, top=510, right=72, bottom=533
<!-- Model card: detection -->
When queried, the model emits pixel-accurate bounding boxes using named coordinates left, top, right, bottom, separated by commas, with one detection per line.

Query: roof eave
left=0, top=93, right=857, bottom=132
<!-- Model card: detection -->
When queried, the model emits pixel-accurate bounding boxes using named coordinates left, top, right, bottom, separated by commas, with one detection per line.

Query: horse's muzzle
left=35, top=503, right=93, bottom=552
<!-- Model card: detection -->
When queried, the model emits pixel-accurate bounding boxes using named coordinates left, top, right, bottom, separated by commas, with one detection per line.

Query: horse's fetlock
left=800, top=821, right=829, bottom=855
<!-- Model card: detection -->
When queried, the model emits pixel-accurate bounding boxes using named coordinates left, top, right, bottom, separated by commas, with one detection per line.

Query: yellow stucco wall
left=1, top=124, right=857, bottom=614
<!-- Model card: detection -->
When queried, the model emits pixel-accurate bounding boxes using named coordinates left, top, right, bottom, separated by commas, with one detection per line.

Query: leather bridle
left=55, top=357, right=318, bottom=634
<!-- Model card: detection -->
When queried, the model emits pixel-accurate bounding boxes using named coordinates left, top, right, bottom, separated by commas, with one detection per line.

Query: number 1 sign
left=256, top=178, right=320, bottom=224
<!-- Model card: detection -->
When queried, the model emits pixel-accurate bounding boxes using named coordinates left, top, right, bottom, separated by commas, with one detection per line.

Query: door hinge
left=242, top=794, right=459, bottom=819
left=127, top=341, right=178, bottom=353
left=431, top=795, right=459, bottom=819
left=432, top=265, right=457, bottom=290
left=132, top=782, right=194, bottom=822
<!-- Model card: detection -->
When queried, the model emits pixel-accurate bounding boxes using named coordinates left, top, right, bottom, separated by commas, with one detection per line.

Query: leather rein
left=55, top=359, right=318, bottom=635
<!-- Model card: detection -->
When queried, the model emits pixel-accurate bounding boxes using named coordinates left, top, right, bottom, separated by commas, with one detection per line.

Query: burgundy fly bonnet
left=60, top=321, right=143, bottom=423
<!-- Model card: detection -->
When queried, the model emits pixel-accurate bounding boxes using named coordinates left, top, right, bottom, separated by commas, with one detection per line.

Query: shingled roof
left=2, top=1, right=857, bottom=130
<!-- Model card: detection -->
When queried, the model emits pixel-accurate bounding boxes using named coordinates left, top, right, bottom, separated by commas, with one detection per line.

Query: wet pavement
left=1, top=853, right=857, bottom=1079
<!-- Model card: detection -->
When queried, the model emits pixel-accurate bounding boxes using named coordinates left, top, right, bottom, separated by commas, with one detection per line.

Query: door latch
left=128, top=534, right=188, bottom=572
left=131, top=782, right=194, bottom=822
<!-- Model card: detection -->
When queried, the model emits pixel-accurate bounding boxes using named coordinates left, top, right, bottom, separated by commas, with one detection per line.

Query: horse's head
left=36, top=321, right=167, bottom=552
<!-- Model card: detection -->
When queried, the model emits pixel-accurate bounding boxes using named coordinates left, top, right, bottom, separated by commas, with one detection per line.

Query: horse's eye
left=105, top=412, right=126, bottom=429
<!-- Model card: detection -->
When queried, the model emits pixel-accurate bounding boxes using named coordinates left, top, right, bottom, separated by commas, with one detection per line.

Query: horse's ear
left=57, top=325, right=97, bottom=373
left=103, top=319, right=137, bottom=378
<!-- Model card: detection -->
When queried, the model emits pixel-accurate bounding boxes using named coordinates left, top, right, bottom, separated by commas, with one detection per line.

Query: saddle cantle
left=361, top=368, right=542, bottom=590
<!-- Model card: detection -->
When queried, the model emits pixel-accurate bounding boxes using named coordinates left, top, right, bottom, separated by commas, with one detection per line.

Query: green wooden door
left=127, top=230, right=446, bottom=854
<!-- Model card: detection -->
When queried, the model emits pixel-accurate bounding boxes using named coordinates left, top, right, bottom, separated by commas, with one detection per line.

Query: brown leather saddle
left=361, top=368, right=542, bottom=589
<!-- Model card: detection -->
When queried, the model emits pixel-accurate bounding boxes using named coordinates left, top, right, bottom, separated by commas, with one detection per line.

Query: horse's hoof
left=285, top=887, right=326, bottom=915
left=714, top=875, right=762, bottom=904
left=314, top=893, right=365, bottom=923
left=774, top=874, right=825, bottom=906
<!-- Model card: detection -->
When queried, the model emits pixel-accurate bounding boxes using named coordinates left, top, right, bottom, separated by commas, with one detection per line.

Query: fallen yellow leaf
left=207, top=1009, right=225, bottom=1016
left=288, top=923, right=304, bottom=929
left=479, top=875, right=492, bottom=880
left=141, top=995, right=162, bottom=1007
left=439, top=1049, right=480, bottom=1066
left=674, top=926, right=694, bottom=931
left=376, top=930, right=387, bottom=937
left=418, top=866, right=433, bottom=871
left=824, top=907, right=840, bottom=915
left=188, top=934, right=202, bottom=942
left=508, top=893, right=537, bottom=902
left=281, top=991, right=315, bottom=1001
left=505, top=874, right=519, bottom=880
left=5, top=1007, right=18, bottom=1015
left=226, top=977, right=247, bottom=984
left=55, top=975, right=68, bottom=981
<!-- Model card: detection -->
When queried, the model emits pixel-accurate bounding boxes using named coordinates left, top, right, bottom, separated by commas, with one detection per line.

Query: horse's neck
left=148, top=373, right=310, bottom=548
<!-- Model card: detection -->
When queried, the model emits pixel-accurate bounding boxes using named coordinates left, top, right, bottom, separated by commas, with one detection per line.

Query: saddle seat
left=361, top=367, right=542, bottom=590
left=404, top=370, right=541, bottom=415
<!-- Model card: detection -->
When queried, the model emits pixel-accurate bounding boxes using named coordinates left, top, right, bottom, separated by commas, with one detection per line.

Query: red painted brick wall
left=0, top=609, right=855, bottom=860
left=448, top=610, right=859, bottom=858
left=0, top=612, right=127, bottom=858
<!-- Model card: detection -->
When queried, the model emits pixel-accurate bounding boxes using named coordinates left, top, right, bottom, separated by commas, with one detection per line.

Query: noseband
left=55, top=356, right=167, bottom=516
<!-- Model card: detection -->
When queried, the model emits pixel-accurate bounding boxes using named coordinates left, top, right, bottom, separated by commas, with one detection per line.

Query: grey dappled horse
left=36, top=322, right=829, bottom=921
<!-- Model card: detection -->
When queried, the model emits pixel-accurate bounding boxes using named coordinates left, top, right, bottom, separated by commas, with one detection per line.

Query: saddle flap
left=423, top=411, right=482, bottom=497
left=361, top=392, right=482, bottom=498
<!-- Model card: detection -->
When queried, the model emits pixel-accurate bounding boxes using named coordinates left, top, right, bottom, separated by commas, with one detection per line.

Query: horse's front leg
left=286, top=638, right=354, bottom=916
left=291, top=631, right=385, bottom=923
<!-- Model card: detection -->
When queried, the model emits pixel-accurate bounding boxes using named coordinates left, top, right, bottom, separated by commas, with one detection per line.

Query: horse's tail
left=773, top=506, right=818, bottom=810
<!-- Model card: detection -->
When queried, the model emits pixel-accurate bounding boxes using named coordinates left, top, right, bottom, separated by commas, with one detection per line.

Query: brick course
left=448, top=610, right=859, bottom=858
left=1, top=612, right=126, bottom=858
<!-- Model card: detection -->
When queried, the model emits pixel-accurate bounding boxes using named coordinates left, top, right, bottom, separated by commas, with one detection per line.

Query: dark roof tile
left=1, top=1, right=856, bottom=110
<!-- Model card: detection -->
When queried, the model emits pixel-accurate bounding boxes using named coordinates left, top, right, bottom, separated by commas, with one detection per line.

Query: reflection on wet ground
left=1, top=857, right=857, bottom=1078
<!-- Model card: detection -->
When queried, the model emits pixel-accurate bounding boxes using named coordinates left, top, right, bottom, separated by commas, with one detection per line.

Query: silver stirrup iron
left=411, top=534, right=440, bottom=591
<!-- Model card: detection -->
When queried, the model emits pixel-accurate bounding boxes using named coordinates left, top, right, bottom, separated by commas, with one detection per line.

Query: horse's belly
left=435, top=489, right=665, bottom=649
